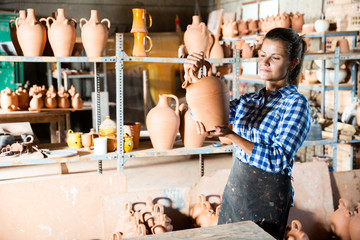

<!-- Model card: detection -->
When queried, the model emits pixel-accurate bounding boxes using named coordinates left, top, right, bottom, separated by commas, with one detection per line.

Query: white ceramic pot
left=316, top=68, right=347, bottom=86
left=314, top=19, right=329, bottom=32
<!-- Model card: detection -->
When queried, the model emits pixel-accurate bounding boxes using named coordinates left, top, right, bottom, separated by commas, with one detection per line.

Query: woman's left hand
left=195, top=121, right=233, bottom=138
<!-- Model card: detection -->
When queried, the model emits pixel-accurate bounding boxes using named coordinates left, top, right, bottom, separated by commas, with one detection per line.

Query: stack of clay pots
left=190, top=194, right=221, bottom=227
left=131, top=8, right=152, bottom=57
left=330, top=198, right=360, bottom=240
left=112, top=197, right=173, bottom=239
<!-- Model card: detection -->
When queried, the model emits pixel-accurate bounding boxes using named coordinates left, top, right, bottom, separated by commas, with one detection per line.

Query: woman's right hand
left=184, top=52, right=205, bottom=83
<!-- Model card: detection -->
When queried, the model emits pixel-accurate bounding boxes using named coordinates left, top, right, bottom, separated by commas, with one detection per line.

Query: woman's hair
left=263, top=28, right=307, bottom=86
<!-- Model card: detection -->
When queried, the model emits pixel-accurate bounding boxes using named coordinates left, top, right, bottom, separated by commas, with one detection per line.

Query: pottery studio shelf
left=0, top=55, right=116, bottom=63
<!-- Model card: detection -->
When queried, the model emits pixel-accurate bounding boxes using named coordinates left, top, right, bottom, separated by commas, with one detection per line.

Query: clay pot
left=68, top=85, right=77, bottom=99
left=209, top=34, right=224, bottom=59
left=196, top=201, right=214, bottom=227
left=80, top=10, right=110, bottom=57
left=29, top=93, right=44, bottom=110
left=222, top=20, right=238, bottom=38
left=237, top=19, right=248, bottom=36
left=71, top=93, right=84, bottom=110
left=132, top=32, right=153, bottom=57
left=45, top=86, right=57, bottom=108
left=336, top=38, right=350, bottom=53
left=123, top=122, right=141, bottom=149
left=330, top=198, right=352, bottom=240
left=184, top=15, right=209, bottom=56
left=286, top=220, right=309, bottom=240
left=1, top=87, right=18, bottom=112
left=146, top=94, right=179, bottom=150
left=190, top=194, right=206, bottom=219
left=81, top=133, right=92, bottom=151
left=130, top=8, right=152, bottom=33
left=247, top=19, right=258, bottom=35
left=9, top=10, right=26, bottom=56
left=57, top=86, right=70, bottom=108
left=241, top=42, right=254, bottom=58
left=302, top=24, right=314, bottom=34
left=349, top=203, right=360, bottom=240
left=182, top=61, right=229, bottom=131
left=279, top=12, right=291, bottom=28
left=16, top=8, right=46, bottom=56
left=45, top=8, right=77, bottom=57
left=179, top=103, right=205, bottom=148
left=15, top=87, right=29, bottom=110
left=290, top=12, right=304, bottom=33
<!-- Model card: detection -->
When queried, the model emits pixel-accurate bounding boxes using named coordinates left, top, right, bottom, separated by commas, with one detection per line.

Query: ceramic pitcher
left=45, top=8, right=77, bottom=57
left=132, top=32, right=152, bottom=57
left=9, top=10, right=26, bottom=56
left=16, top=8, right=46, bottom=56
left=184, top=15, right=209, bottom=56
left=182, top=61, right=229, bottom=131
left=146, top=94, right=179, bottom=150
left=286, top=220, right=309, bottom=240
left=80, top=10, right=110, bottom=57
left=130, top=8, right=152, bottom=33
left=179, top=103, right=205, bottom=148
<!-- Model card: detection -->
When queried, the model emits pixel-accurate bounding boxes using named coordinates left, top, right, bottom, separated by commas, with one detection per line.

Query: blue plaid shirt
left=230, top=84, right=311, bottom=176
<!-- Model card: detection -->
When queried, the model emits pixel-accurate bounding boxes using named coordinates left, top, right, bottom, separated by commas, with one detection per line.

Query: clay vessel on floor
left=330, top=198, right=352, bottom=240
left=1, top=88, right=18, bottom=112
left=349, top=202, right=360, bottom=240
left=286, top=220, right=309, bottom=240
left=146, top=94, right=179, bottom=150
left=190, top=194, right=206, bottom=219
left=16, top=8, right=46, bottom=56
left=9, top=10, right=26, bottom=56
left=179, top=103, right=205, bottom=148
left=45, top=85, right=57, bottom=108
left=80, top=10, right=110, bottom=57
left=15, top=87, right=29, bottom=110
left=182, top=61, right=229, bottom=131
left=29, top=93, right=44, bottom=110
left=45, top=8, right=77, bottom=57
left=184, top=15, right=209, bottom=56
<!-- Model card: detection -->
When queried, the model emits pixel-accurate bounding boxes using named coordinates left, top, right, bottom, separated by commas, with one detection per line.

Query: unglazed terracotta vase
left=45, top=85, right=57, bottom=108
left=15, top=87, right=29, bottom=110
left=16, top=8, right=46, bottom=56
left=336, top=38, right=350, bottom=53
left=237, top=19, right=248, bottom=36
left=179, top=103, right=205, bottom=148
left=209, top=34, right=224, bottom=59
left=1, top=88, right=18, bottom=112
left=183, top=61, right=229, bottom=131
left=71, top=93, right=84, bottom=110
left=247, top=19, right=258, bottom=35
left=146, top=94, right=179, bottom=150
left=29, top=93, right=44, bottom=110
left=80, top=10, right=110, bottom=57
left=241, top=42, right=254, bottom=58
left=221, top=20, right=238, bottom=38
left=190, top=194, right=206, bottom=219
left=184, top=15, right=209, bottom=56
left=9, top=10, right=26, bottom=56
left=349, top=203, right=360, bottom=240
left=130, top=8, right=152, bottom=33
left=196, top=201, right=214, bottom=227
left=330, top=199, right=352, bottom=240
left=132, top=32, right=152, bottom=57
left=286, top=220, right=309, bottom=240
left=68, top=85, right=77, bottom=99
left=45, top=8, right=77, bottom=57
left=291, top=12, right=304, bottom=33
left=279, top=12, right=291, bottom=28
left=57, top=86, right=70, bottom=108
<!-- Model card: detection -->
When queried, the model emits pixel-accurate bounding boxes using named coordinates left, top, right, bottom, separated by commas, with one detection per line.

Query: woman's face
left=258, top=39, right=291, bottom=82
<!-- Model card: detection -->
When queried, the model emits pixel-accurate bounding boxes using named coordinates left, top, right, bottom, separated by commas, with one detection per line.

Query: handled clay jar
left=330, top=198, right=352, bottom=240
left=182, top=61, right=229, bottom=131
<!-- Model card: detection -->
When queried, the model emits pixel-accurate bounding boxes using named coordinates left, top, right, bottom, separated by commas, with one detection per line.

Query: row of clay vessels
left=190, top=194, right=221, bottom=227
left=330, top=198, right=360, bottom=240
left=221, top=11, right=304, bottom=39
left=9, top=8, right=109, bottom=57
left=112, top=197, right=173, bottom=239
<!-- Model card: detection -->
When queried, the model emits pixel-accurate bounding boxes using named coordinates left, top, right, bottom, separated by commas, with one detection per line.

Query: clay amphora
left=247, top=19, right=258, bottom=35
left=45, top=85, right=57, bottom=108
left=16, top=8, right=46, bottom=56
left=349, top=203, right=360, bottom=240
left=209, top=34, right=224, bottom=59
left=221, top=20, right=238, bottom=38
left=146, top=94, right=179, bottom=150
left=286, top=220, right=309, bottom=240
left=336, top=38, right=350, bottom=54
left=1, top=88, right=18, bottom=112
left=29, top=93, right=44, bottom=110
left=45, top=8, right=77, bottom=57
left=290, top=12, right=304, bottom=33
left=237, top=19, right=248, bottom=36
left=190, top=194, right=206, bottom=219
left=183, top=61, right=229, bottom=131
left=184, top=15, right=209, bottom=56
left=15, top=87, right=29, bottom=110
left=330, top=199, right=352, bottom=240
left=57, top=86, right=70, bottom=108
left=9, top=10, right=26, bottom=56
left=132, top=32, right=153, bottom=57
left=71, top=93, right=84, bottom=110
left=130, top=8, right=152, bottom=33
left=179, top=103, right=205, bottom=148
left=80, top=10, right=110, bottom=57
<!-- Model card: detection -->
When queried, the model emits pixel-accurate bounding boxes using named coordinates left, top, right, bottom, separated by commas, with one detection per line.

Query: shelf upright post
left=57, top=60, right=62, bottom=90
left=232, top=49, right=241, bottom=99
left=116, top=33, right=125, bottom=173
left=332, top=46, right=341, bottom=171
left=94, top=61, right=102, bottom=174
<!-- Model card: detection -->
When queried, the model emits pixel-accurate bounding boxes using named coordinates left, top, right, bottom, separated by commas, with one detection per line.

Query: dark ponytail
left=264, top=28, right=307, bottom=87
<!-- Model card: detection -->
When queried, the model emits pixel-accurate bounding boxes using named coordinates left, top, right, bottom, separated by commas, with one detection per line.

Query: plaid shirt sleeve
left=249, top=95, right=311, bottom=173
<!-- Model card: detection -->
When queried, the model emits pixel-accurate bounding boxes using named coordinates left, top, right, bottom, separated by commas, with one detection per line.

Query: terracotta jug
left=9, top=10, right=26, bottom=56
left=130, top=8, right=152, bottom=33
left=286, top=220, right=309, bottom=240
left=279, top=12, right=291, bottom=28
left=146, top=94, right=179, bottom=150
left=209, top=34, right=224, bottom=59
left=15, top=87, right=29, bottom=110
left=290, top=12, right=304, bottom=33
left=132, top=32, right=153, bottom=57
left=16, top=8, right=46, bottom=56
left=241, top=42, right=254, bottom=58
left=349, top=203, right=360, bottom=240
left=80, top=10, right=110, bottom=57
left=45, top=85, right=57, bottom=108
left=182, top=61, right=229, bottom=131
left=68, top=85, right=77, bottom=99
left=247, top=19, right=258, bottom=35
left=330, top=199, right=352, bottom=240
left=196, top=201, right=214, bottom=227
left=45, top=8, right=77, bottom=57
left=71, top=93, right=84, bottom=110
left=179, top=103, right=205, bottom=148
left=58, top=86, right=70, bottom=108
left=184, top=15, right=209, bottom=56
left=221, top=20, right=238, bottom=38
left=336, top=38, right=350, bottom=53
left=1, top=88, right=18, bottom=112
left=29, top=93, right=44, bottom=110
left=190, top=194, right=206, bottom=219
left=237, top=19, right=248, bottom=36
